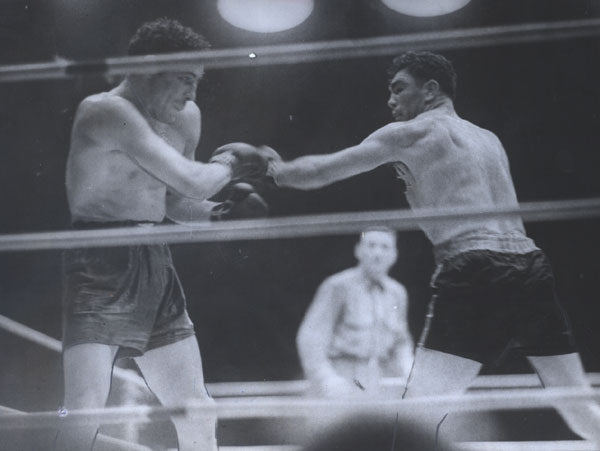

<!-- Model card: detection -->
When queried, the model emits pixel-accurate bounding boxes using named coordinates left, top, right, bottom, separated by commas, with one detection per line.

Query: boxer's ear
left=422, top=79, right=440, bottom=101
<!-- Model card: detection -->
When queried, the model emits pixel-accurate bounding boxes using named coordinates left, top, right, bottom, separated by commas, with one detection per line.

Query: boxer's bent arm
left=296, top=279, right=343, bottom=383
left=165, top=192, right=218, bottom=223
left=74, top=98, right=231, bottom=200
left=274, top=120, right=429, bottom=189
left=181, top=103, right=202, bottom=161
left=164, top=106, right=218, bottom=223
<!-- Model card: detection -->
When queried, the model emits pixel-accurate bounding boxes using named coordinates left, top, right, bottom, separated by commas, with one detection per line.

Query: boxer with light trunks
left=57, top=18, right=271, bottom=451
left=268, top=51, right=600, bottom=443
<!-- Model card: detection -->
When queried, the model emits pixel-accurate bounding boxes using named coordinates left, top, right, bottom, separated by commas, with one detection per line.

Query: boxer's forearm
left=273, top=157, right=337, bottom=190
left=166, top=194, right=218, bottom=223
left=273, top=140, right=389, bottom=189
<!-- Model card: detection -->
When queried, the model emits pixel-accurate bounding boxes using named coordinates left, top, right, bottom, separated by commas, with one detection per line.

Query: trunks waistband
left=71, top=220, right=159, bottom=230
left=433, top=229, right=539, bottom=265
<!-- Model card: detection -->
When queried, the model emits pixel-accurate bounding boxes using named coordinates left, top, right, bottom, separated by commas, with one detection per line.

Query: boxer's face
left=387, top=69, right=427, bottom=121
left=146, top=69, right=203, bottom=118
left=355, top=230, right=397, bottom=276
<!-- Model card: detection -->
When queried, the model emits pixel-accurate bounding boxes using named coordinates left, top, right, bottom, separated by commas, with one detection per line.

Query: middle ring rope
left=0, top=197, right=598, bottom=252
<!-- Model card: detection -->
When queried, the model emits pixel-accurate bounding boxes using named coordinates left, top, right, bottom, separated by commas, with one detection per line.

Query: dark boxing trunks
left=420, top=250, right=576, bottom=365
left=62, top=221, right=195, bottom=357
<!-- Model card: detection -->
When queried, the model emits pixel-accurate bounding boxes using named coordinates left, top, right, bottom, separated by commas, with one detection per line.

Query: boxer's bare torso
left=66, top=80, right=201, bottom=222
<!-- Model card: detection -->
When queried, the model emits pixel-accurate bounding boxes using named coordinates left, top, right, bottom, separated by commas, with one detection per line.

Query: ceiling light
left=217, top=0, right=314, bottom=33
left=381, top=0, right=471, bottom=17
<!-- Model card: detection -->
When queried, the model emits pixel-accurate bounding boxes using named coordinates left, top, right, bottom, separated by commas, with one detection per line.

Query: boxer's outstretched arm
left=274, top=140, right=384, bottom=189
left=273, top=121, right=429, bottom=189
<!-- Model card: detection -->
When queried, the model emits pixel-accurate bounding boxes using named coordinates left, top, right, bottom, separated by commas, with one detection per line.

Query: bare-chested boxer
left=269, top=51, right=600, bottom=443
left=56, top=18, right=271, bottom=451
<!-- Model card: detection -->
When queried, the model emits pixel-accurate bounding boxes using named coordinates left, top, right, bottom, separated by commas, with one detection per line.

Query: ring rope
left=217, top=448, right=300, bottom=451
left=4, top=402, right=591, bottom=451
left=0, top=405, right=152, bottom=451
left=0, top=314, right=147, bottom=389
left=1, top=405, right=594, bottom=451
left=206, top=372, right=600, bottom=397
left=1, top=387, right=598, bottom=429
left=0, top=18, right=599, bottom=82
left=455, top=441, right=596, bottom=451
left=0, top=197, right=599, bottom=252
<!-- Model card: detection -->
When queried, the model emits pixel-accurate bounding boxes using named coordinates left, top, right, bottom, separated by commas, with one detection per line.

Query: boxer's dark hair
left=389, top=51, right=457, bottom=100
left=128, top=17, right=210, bottom=56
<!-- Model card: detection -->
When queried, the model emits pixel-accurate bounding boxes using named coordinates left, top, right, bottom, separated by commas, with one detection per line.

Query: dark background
left=1, top=0, right=600, bottom=445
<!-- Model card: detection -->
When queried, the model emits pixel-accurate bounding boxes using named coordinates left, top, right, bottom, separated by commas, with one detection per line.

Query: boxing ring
left=1, top=15, right=600, bottom=451
left=2, top=311, right=600, bottom=450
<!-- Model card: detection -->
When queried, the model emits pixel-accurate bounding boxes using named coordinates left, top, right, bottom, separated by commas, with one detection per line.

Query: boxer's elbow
left=165, top=193, right=215, bottom=222
left=175, top=163, right=230, bottom=200
left=174, top=176, right=212, bottom=200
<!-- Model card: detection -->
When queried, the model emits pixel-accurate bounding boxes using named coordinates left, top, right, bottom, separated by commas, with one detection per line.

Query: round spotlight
left=217, top=0, right=314, bottom=33
left=381, top=0, right=471, bottom=17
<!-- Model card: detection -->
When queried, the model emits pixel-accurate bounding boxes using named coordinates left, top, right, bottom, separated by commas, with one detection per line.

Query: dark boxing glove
left=209, top=142, right=270, bottom=183
left=210, top=183, right=268, bottom=221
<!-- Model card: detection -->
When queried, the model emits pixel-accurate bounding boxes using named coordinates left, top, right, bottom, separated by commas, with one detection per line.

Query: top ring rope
left=0, top=197, right=599, bottom=252
left=1, top=18, right=600, bottom=82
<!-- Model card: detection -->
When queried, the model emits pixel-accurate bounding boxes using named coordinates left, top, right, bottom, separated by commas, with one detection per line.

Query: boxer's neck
left=121, top=78, right=176, bottom=124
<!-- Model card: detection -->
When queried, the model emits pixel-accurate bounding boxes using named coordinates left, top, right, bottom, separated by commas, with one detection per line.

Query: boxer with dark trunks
left=268, top=51, right=600, bottom=444
left=62, top=234, right=194, bottom=358
left=56, top=18, right=271, bottom=451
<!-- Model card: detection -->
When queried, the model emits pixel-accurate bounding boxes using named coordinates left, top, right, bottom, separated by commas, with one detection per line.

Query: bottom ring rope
left=0, top=405, right=152, bottom=451
left=454, top=441, right=597, bottom=451
left=3, top=399, right=595, bottom=451
left=1, top=387, right=599, bottom=430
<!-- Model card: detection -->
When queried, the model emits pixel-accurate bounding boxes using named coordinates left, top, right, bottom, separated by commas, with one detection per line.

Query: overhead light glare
left=217, top=0, right=314, bottom=33
left=381, top=0, right=471, bottom=17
